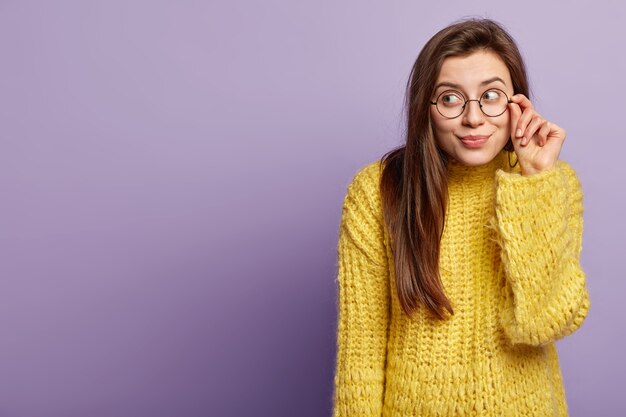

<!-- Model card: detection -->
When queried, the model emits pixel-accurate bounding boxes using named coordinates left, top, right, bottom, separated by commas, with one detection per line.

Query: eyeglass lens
left=435, top=88, right=509, bottom=118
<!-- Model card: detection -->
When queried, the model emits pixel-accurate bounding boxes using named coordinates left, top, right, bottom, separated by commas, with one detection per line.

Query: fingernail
left=522, top=137, right=528, bottom=145
left=516, top=129, right=522, bottom=137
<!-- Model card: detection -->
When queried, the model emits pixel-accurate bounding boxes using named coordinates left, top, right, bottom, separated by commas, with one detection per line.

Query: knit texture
left=331, top=150, right=590, bottom=417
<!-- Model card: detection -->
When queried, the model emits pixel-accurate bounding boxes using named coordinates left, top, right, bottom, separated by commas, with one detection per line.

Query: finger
left=516, top=107, right=537, bottom=143
left=537, top=121, right=551, bottom=147
left=523, top=115, right=545, bottom=146
left=547, top=122, right=566, bottom=143
left=510, top=94, right=534, bottom=112
left=508, top=102, right=522, bottom=144
left=510, top=95, right=535, bottom=139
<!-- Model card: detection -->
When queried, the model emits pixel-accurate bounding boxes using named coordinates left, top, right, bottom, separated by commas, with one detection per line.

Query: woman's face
left=430, top=49, right=514, bottom=166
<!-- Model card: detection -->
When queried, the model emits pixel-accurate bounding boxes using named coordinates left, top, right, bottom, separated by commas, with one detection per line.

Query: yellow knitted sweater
left=331, top=150, right=590, bottom=417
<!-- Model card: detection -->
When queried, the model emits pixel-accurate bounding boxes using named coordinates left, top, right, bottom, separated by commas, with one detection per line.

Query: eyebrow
left=434, top=77, right=507, bottom=91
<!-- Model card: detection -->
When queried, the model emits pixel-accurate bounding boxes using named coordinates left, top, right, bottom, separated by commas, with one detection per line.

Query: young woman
left=331, top=18, right=590, bottom=417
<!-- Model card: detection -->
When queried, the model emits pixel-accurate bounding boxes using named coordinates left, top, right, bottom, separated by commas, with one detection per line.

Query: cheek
left=429, top=118, right=444, bottom=142
left=493, top=114, right=511, bottom=136
left=502, top=110, right=512, bottom=131
left=430, top=112, right=452, bottom=134
left=429, top=108, right=439, bottom=128
left=492, top=116, right=512, bottom=149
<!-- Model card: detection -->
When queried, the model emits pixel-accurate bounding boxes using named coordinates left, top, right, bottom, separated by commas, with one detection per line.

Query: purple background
left=0, top=1, right=623, bottom=416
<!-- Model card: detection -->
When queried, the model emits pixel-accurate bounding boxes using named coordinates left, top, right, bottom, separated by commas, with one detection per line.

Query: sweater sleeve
left=331, top=164, right=390, bottom=417
left=494, top=160, right=590, bottom=347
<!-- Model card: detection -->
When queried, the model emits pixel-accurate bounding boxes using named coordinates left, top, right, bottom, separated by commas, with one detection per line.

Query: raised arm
left=332, top=163, right=390, bottom=417
left=494, top=161, right=590, bottom=346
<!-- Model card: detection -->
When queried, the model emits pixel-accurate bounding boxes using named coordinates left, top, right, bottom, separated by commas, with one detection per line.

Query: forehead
left=436, top=50, right=512, bottom=87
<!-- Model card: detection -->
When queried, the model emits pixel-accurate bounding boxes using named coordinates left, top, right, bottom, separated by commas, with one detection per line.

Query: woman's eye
left=482, top=90, right=500, bottom=101
left=441, top=94, right=463, bottom=105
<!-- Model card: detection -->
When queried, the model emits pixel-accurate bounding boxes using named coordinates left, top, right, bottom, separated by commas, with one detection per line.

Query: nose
left=462, top=99, right=485, bottom=127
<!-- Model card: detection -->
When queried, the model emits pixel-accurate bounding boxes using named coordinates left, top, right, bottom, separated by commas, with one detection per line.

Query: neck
left=446, top=151, right=509, bottom=183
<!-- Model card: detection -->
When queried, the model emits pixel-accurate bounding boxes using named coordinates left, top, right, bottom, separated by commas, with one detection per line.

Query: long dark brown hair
left=379, top=18, right=529, bottom=319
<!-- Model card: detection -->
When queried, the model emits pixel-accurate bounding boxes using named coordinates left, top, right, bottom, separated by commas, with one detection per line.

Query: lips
left=459, top=134, right=490, bottom=148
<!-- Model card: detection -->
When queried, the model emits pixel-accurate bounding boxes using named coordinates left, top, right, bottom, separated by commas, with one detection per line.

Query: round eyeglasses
left=430, top=88, right=513, bottom=119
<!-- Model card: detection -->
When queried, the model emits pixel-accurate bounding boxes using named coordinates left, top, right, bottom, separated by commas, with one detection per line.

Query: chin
left=449, top=149, right=501, bottom=166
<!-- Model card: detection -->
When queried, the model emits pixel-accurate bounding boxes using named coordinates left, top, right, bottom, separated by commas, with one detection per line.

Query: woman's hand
left=508, top=94, right=566, bottom=176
